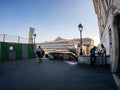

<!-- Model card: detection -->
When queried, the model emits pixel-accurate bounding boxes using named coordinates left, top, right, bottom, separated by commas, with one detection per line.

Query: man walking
left=36, top=46, right=43, bottom=63
left=100, top=44, right=106, bottom=65
left=90, top=46, right=96, bottom=66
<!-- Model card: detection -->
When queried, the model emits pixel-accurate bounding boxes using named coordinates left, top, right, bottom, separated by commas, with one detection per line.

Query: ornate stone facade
left=37, top=38, right=94, bottom=55
left=93, top=0, right=120, bottom=74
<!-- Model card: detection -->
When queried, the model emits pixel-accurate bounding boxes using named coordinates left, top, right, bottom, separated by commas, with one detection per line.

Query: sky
left=0, top=0, right=100, bottom=45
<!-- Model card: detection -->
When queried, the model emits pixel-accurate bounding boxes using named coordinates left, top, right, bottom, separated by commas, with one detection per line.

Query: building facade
left=38, top=37, right=94, bottom=55
left=93, top=0, right=120, bottom=76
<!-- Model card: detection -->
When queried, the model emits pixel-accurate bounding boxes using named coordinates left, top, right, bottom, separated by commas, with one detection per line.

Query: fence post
left=3, top=34, right=5, bottom=42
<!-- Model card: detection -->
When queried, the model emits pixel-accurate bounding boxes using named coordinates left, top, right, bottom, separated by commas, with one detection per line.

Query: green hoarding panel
left=28, top=44, right=35, bottom=58
left=0, top=43, right=1, bottom=61
left=22, top=44, right=28, bottom=59
left=15, top=43, right=22, bottom=60
left=1, top=42, right=9, bottom=60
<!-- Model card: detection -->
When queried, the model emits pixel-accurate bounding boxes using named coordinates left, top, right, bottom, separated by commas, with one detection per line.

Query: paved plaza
left=0, top=59, right=118, bottom=90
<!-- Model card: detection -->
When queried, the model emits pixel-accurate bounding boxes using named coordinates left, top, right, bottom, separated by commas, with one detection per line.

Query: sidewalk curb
left=113, top=74, right=120, bottom=90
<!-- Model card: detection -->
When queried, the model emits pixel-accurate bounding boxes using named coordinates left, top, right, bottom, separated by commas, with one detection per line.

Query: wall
left=78, top=55, right=110, bottom=65
left=0, top=42, right=36, bottom=61
left=93, top=0, right=120, bottom=73
left=101, top=13, right=112, bottom=55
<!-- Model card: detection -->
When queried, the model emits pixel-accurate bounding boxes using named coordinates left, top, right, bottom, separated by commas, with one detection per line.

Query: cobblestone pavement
left=0, top=59, right=118, bottom=90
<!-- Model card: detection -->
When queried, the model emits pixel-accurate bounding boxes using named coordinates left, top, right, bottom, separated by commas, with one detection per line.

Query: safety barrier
left=0, top=34, right=28, bottom=43
left=0, top=42, right=36, bottom=61
left=78, top=55, right=110, bottom=65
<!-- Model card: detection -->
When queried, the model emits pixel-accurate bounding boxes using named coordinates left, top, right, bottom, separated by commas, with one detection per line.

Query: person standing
left=90, top=46, right=97, bottom=66
left=36, top=46, right=42, bottom=63
left=100, top=44, right=106, bottom=65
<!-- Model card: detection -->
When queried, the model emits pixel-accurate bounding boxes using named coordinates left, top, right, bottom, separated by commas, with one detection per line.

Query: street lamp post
left=33, top=33, right=36, bottom=52
left=78, top=23, right=83, bottom=55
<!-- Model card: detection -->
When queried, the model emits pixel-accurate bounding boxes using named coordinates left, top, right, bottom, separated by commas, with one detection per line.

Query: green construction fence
left=0, top=42, right=36, bottom=61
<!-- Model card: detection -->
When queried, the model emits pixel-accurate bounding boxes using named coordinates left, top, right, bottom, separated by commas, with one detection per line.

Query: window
left=102, top=0, right=108, bottom=16
left=105, top=0, right=108, bottom=7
